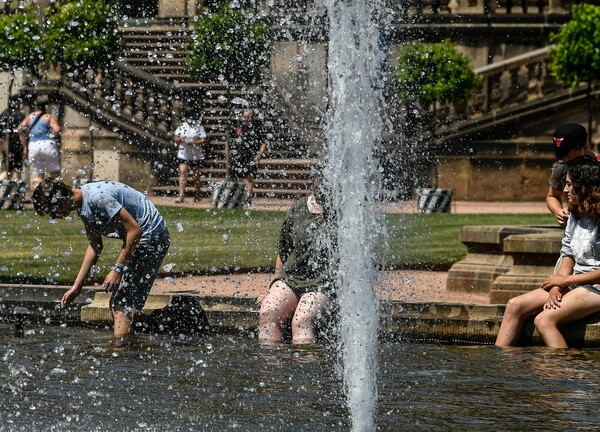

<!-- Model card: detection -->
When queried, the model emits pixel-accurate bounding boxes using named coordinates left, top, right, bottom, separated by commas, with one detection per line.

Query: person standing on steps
left=174, top=108, right=208, bottom=203
left=228, top=108, right=267, bottom=205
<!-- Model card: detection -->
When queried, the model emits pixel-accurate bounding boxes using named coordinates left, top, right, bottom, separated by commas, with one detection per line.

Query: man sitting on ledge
left=32, top=178, right=170, bottom=336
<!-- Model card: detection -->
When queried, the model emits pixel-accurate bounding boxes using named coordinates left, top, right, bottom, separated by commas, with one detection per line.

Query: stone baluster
left=122, top=80, right=134, bottom=118
left=539, top=57, right=555, bottom=94
left=112, top=72, right=124, bottom=116
left=525, top=61, right=541, bottom=100
left=515, top=64, right=530, bottom=101
left=154, top=94, right=171, bottom=133
left=135, top=86, right=148, bottom=126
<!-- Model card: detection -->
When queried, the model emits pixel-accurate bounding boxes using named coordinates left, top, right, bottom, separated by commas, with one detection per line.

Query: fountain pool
left=3, top=324, right=600, bottom=431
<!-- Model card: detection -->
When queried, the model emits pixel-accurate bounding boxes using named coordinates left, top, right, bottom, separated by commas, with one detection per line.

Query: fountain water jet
left=321, top=0, right=386, bottom=430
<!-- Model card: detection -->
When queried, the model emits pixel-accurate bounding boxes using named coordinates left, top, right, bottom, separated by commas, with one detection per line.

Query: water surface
left=2, top=324, right=600, bottom=431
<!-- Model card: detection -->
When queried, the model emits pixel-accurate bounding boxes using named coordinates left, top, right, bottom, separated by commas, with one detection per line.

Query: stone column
left=61, top=106, right=154, bottom=192
left=158, top=0, right=198, bottom=18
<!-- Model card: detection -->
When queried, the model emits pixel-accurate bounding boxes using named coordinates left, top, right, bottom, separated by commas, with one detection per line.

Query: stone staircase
left=121, top=25, right=192, bottom=83
left=29, top=22, right=583, bottom=200
left=118, top=25, right=318, bottom=198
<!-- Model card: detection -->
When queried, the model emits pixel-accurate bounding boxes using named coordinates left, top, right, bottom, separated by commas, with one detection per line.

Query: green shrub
left=44, top=0, right=122, bottom=73
left=550, top=3, right=600, bottom=87
left=0, top=7, right=44, bottom=74
left=393, top=40, right=481, bottom=108
left=187, top=3, right=270, bottom=86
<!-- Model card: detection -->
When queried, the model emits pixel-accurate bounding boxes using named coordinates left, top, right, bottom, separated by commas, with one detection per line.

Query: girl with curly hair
left=496, top=156, right=600, bottom=347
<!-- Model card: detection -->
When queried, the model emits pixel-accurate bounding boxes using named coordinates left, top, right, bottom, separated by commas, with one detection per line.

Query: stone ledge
left=3, top=285, right=600, bottom=347
left=0, top=285, right=99, bottom=325
left=448, top=225, right=564, bottom=299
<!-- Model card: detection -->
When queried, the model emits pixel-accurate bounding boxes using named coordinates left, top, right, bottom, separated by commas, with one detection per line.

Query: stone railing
left=61, top=63, right=210, bottom=149
left=263, top=0, right=570, bottom=16
left=43, top=62, right=267, bottom=155
left=433, top=45, right=587, bottom=138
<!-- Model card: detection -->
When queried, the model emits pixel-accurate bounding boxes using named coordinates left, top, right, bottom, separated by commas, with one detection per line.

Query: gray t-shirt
left=549, top=162, right=567, bottom=192
left=77, top=181, right=166, bottom=243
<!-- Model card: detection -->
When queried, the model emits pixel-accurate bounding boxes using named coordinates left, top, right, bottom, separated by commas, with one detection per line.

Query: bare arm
left=540, top=256, right=575, bottom=309
left=47, top=114, right=61, bottom=135
left=255, top=142, right=267, bottom=161
left=541, top=255, right=600, bottom=290
left=101, top=207, right=143, bottom=291
left=61, top=226, right=103, bottom=308
left=17, top=115, right=30, bottom=154
left=274, top=254, right=284, bottom=277
left=174, top=134, right=205, bottom=146
left=546, top=185, right=569, bottom=227
left=257, top=254, right=285, bottom=304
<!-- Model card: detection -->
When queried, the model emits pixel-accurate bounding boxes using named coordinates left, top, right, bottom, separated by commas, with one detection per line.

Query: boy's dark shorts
left=110, top=229, right=170, bottom=311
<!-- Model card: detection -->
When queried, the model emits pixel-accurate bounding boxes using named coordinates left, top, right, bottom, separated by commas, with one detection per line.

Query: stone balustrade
left=436, top=46, right=575, bottom=131
left=263, top=0, right=569, bottom=15
left=64, top=62, right=208, bottom=148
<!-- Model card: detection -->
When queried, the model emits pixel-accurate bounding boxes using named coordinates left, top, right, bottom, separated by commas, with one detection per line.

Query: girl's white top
left=561, top=215, right=600, bottom=275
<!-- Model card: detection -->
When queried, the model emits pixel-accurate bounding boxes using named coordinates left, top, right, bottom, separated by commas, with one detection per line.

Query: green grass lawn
left=0, top=206, right=555, bottom=285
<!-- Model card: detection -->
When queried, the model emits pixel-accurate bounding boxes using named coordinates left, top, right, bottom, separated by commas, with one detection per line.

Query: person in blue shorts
left=32, top=178, right=170, bottom=336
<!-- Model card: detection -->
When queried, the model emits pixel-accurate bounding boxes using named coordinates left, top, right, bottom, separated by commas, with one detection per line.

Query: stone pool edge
left=3, top=285, right=600, bottom=347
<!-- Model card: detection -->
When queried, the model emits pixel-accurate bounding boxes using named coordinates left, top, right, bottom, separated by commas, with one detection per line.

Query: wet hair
left=32, top=178, right=73, bottom=217
left=566, top=156, right=600, bottom=222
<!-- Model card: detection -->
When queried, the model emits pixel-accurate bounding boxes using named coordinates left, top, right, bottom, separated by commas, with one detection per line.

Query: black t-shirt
left=230, top=121, right=264, bottom=163
left=275, top=197, right=338, bottom=296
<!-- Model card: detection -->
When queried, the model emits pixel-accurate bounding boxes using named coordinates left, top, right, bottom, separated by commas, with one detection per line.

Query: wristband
left=111, top=262, right=126, bottom=274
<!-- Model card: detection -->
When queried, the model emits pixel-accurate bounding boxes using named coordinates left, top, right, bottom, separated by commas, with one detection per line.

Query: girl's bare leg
left=291, top=292, right=329, bottom=344
left=258, top=281, right=299, bottom=343
left=495, top=288, right=549, bottom=347
left=534, top=287, right=600, bottom=348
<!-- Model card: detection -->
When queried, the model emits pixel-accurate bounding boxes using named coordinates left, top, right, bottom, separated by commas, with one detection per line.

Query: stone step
left=127, top=58, right=187, bottom=66
left=5, top=286, right=600, bottom=346
left=152, top=184, right=311, bottom=199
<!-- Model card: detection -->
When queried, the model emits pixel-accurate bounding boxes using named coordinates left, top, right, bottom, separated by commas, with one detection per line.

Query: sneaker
left=175, top=196, right=186, bottom=203
left=193, top=194, right=201, bottom=203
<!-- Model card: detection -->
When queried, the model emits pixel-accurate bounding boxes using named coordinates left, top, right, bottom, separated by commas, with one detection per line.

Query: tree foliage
left=0, top=6, right=44, bottom=74
left=0, top=0, right=121, bottom=76
left=393, top=40, right=481, bottom=108
left=550, top=3, right=600, bottom=87
left=187, top=4, right=270, bottom=86
left=44, top=0, right=122, bottom=73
